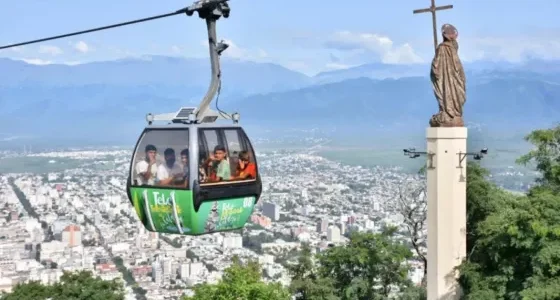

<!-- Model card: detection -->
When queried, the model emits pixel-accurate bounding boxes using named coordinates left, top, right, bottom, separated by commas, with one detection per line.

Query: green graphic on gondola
left=130, top=188, right=255, bottom=235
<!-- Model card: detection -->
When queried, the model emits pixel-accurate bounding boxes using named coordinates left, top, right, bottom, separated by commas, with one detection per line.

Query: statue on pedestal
left=429, top=24, right=466, bottom=127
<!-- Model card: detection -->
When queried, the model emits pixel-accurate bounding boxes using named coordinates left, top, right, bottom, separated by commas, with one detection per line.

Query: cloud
left=0, top=42, right=25, bottom=53
left=64, top=61, right=83, bottom=66
left=325, top=62, right=354, bottom=70
left=460, top=35, right=560, bottom=62
left=324, top=31, right=423, bottom=64
left=201, top=39, right=268, bottom=61
left=222, top=39, right=248, bottom=59
left=256, top=48, right=268, bottom=59
left=171, top=45, right=182, bottom=54
left=283, top=61, right=311, bottom=74
left=73, top=41, right=90, bottom=53
left=20, top=58, right=52, bottom=65
left=39, top=45, right=62, bottom=56
left=11, top=46, right=24, bottom=53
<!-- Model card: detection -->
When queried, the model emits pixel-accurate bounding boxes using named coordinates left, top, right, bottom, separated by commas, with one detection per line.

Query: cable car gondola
left=127, top=1, right=262, bottom=235
left=0, top=0, right=262, bottom=235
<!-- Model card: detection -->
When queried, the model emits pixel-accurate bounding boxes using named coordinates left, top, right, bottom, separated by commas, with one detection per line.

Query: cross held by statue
left=413, top=0, right=453, bottom=51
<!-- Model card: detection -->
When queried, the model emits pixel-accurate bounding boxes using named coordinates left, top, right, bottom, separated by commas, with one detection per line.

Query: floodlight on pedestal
left=457, top=148, right=489, bottom=168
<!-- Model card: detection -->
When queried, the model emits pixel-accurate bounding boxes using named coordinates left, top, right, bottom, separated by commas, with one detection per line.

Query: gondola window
left=131, top=130, right=190, bottom=189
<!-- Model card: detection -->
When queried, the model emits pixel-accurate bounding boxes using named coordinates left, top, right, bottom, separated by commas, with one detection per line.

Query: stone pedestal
left=426, top=127, right=467, bottom=300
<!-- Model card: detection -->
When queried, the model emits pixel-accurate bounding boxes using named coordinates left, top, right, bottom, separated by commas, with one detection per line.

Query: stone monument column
left=426, top=23, right=467, bottom=300
left=426, top=127, right=467, bottom=299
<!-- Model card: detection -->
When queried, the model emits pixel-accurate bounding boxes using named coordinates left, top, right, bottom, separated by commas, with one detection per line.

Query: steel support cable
left=0, top=7, right=193, bottom=50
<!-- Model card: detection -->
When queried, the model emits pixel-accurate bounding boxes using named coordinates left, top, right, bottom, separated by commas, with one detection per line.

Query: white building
left=222, top=236, right=242, bottom=249
left=152, top=260, right=163, bottom=284
left=327, top=226, right=341, bottom=242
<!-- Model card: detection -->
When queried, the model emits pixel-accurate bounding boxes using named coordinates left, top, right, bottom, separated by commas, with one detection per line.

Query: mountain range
left=0, top=56, right=558, bottom=145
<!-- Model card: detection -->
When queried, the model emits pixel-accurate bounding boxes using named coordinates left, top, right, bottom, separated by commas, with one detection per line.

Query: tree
left=182, top=256, right=291, bottom=300
left=465, top=162, right=509, bottom=256
left=317, top=229, right=415, bottom=300
left=458, top=125, right=560, bottom=299
left=1, top=281, right=51, bottom=300
left=516, top=124, right=560, bottom=193
left=396, top=175, right=427, bottom=286
left=2, top=270, right=125, bottom=300
left=287, top=243, right=339, bottom=300
left=459, top=188, right=560, bottom=299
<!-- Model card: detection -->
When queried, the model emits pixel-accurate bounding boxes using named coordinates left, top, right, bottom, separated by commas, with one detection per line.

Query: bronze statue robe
left=429, top=40, right=466, bottom=127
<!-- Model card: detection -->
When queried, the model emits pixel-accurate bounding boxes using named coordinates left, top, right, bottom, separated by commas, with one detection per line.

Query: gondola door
left=127, top=128, right=192, bottom=235
left=192, top=127, right=261, bottom=233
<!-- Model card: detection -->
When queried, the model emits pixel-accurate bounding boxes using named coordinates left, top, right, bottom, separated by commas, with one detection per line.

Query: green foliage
left=182, top=256, right=291, bottom=300
left=459, top=125, right=560, bottom=299
left=465, top=162, right=509, bottom=255
left=516, top=124, right=560, bottom=193
left=1, top=281, right=51, bottom=300
left=460, top=188, right=560, bottom=299
left=399, top=285, right=427, bottom=300
left=317, top=229, right=414, bottom=299
left=287, top=230, right=418, bottom=300
left=287, top=243, right=339, bottom=300
left=1, top=270, right=125, bottom=300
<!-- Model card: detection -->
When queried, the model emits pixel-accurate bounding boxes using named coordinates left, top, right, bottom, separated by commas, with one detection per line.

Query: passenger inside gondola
left=199, top=156, right=208, bottom=182
left=205, top=145, right=231, bottom=182
left=232, top=150, right=256, bottom=180
left=156, top=148, right=184, bottom=186
left=180, top=148, right=189, bottom=188
left=135, top=144, right=158, bottom=185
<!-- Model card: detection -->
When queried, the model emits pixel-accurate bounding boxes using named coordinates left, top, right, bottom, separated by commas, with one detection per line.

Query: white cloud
left=39, top=45, right=62, bottom=56
left=382, top=43, right=423, bottom=64
left=20, top=58, right=52, bottom=65
left=221, top=39, right=246, bottom=59
left=200, top=39, right=268, bottom=61
left=283, top=61, right=311, bottom=74
left=256, top=48, right=268, bottom=58
left=0, top=42, right=25, bottom=53
left=11, top=46, right=24, bottom=53
left=64, top=61, right=83, bottom=66
left=171, top=45, right=182, bottom=54
left=325, top=31, right=423, bottom=64
left=460, top=35, right=560, bottom=62
left=74, top=41, right=90, bottom=53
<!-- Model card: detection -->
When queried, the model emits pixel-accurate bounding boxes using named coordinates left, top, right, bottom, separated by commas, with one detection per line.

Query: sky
left=1, top=0, right=559, bottom=75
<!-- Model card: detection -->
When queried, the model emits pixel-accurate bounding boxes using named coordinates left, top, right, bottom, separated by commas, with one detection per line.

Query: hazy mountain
left=313, top=63, right=428, bottom=84
left=1, top=57, right=559, bottom=145
left=232, top=76, right=560, bottom=131
left=312, top=59, right=560, bottom=85
left=0, top=56, right=311, bottom=96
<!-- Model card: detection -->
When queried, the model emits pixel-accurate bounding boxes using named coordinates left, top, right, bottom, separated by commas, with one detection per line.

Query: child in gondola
left=205, top=145, right=231, bottom=182
left=232, top=150, right=256, bottom=180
